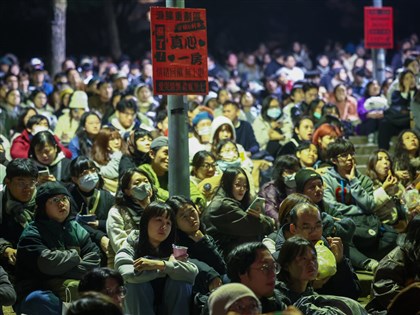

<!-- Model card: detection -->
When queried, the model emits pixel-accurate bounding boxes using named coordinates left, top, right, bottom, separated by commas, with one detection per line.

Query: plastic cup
left=172, top=244, right=188, bottom=258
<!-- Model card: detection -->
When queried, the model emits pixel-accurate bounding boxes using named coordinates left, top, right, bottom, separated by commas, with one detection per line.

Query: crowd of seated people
left=0, top=35, right=420, bottom=314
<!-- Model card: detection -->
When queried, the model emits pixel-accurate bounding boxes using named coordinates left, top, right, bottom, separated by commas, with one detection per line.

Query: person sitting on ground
left=69, top=156, right=115, bottom=265
left=28, top=130, right=72, bottom=184
left=91, top=126, right=126, bottom=194
left=139, top=136, right=205, bottom=208
left=166, top=196, right=226, bottom=296
left=365, top=149, right=408, bottom=227
left=278, top=116, right=314, bottom=156
left=258, top=155, right=301, bottom=225
left=114, top=201, right=198, bottom=315
left=207, top=283, right=262, bottom=315
left=366, top=215, right=420, bottom=314
left=15, top=182, right=101, bottom=315
left=295, top=169, right=356, bottom=254
left=202, top=167, right=274, bottom=257
left=66, top=292, right=123, bottom=315
left=277, top=236, right=368, bottom=315
left=0, top=265, right=16, bottom=315
left=108, top=98, right=141, bottom=137
left=118, top=128, right=152, bottom=176
left=189, top=111, right=213, bottom=162
left=106, top=168, right=156, bottom=268
left=311, top=123, right=341, bottom=172
left=295, top=141, right=318, bottom=169
left=225, top=242, right=301, bottom=314
left=0, top=159, right=38, bottom=276
left=274, top=202, right=360, bottom=299
left=78, top=267, right=126, bottom=310
left=322, top=138, right=398, bottom=271
left=393, top=129, right=420, bottom=188
left=68, top=112, right=101, bottom=160
left=11, top=114, right=72, bottom=159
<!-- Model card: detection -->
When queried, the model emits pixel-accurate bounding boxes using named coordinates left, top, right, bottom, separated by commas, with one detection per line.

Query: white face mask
left=220, top=150, right=238, bottom=162
left=131, top=182, right=152, bottom=201
left=79, top=173, right=99, bottom=191
left=32, top=125, right=49, bottom=135
left=283, top=174, right=296, bottom=188
left=197, top=126, right=211, bottom=136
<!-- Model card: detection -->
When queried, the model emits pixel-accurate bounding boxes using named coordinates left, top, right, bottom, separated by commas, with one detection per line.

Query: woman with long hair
left=277, top=236, right=368, bottom=315
left=114, top=201, right=198, bottom=315
left=166, top=195, right=226, bottom=289
left=91, top=126, right=126, bottom=194
left=202, top=166, right=274, bottom=257
left=393, top=129, right=420, bottom=188
left=366, top=149, right=407, bottom=226
left=106, top=168, right=156, bottom=268
left=190, top=150, right=220, bottom=202
left=69, top=156, right=115, bottom=260
left=68, top=112, right=101, bottom=159
left=258, top=155, right=301, bottom=224
left=119, top=128, right=152, bottom=176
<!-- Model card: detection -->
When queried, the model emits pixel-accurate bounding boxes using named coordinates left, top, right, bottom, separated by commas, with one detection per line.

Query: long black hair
left=75, top=112, right=101, bottom=157
left=115, top=168, right=156, bottom=207
left=220, top=167, right=250, bottom=209
left=135, top=201, right=176, bottom=259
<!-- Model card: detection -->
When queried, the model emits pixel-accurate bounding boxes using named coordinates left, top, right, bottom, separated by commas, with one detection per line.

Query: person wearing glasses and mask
left=225, top=242, right=301, bottom=314
left=15, top=181, right=100, bottom=315
left=69, top=156, right=115, bottom=264
left=0, top=159, right=38, bottom=276
left=322, top=138, right=398, bottom=272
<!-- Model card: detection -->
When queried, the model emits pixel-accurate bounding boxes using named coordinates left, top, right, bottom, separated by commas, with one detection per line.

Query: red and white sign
left=150, top=7, right=208, bottom=95
left=364, top=7, right=393, bottom=49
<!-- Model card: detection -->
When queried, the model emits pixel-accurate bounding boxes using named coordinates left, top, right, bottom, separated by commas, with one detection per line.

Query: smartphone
left=38, top=169, right=50, bottom=177
left=246, top=197, right=265, bottom=213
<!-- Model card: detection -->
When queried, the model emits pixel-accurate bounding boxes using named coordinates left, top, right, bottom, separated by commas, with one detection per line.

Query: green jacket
left=139, top=163, right=206, bottom=209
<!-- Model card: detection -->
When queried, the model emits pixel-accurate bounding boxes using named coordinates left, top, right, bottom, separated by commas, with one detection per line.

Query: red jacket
left=11, top=130, right=72, bottom=159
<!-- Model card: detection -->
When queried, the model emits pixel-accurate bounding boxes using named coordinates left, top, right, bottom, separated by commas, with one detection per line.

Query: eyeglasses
left=49, top=196, right=70, bottom=204
left=105, top=286, right=127, bottom=298
left=233, top=182, right=248, bottom=190
left=200, top=162, right=216, bottom=170
left=337, top=151, right=355, bottom=160
left=13, top=179, right=37, bottom=189
left=250, top=262, right=280, bottom=275
left=297, top=223, right=323, bottom=233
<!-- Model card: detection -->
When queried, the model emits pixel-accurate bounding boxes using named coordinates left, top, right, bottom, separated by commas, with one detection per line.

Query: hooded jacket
left=11, top=129, right=72, bottom=159
left=15, top=215, right=100, bottom=300
left=322, top=167, right=375, bottom=216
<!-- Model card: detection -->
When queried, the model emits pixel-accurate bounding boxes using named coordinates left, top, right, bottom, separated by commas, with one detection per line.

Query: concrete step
left=355, top=154, right=370, bottom=166
left=357, top=271, right=374, bottom=299
left=349, top=135, right=369, bottom=145
left=354, top=143, right=377, bottom=155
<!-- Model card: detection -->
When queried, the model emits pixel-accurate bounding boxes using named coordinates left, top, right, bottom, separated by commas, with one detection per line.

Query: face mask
left=79, top=173, right=99, bottom=191
left=217, top=160, right=241, bottom=172
left=313, top=112, right=322, bottom=119
left=131, top=182, right=151, bottom=201
left=197, top=126, right=211, bottom=136
left=283, top=174, right=296, bottom=189
left=220, top=151, right=238, bottom=162
left=32, top=125, right=49, bottom=135
left=267, top=108, right=281, bottom=119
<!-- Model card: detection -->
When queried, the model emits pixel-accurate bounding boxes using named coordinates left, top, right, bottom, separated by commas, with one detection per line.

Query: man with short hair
left=223, top=101, right=259, bottom=156
left=88, top=81, right=114, bottom=120
left=274, top=202, right=361, bottom=299
left=291, top=82, right=319, bottom=121
left=226, top=242, right=289, bottom=313
left=0, top=159, right=38, bottom=272
left=322, top=138, right=397, bottom=271
left=109, top=98, right=140, bottom=136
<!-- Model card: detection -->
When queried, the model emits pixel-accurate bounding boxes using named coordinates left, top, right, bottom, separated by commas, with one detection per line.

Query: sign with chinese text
left=364, top=7, right=393, bottom=49
left=150, top=7, right=208, bottom=95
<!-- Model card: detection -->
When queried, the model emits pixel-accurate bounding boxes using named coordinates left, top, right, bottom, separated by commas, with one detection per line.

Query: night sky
left=0, top=0, right=418, bottom=64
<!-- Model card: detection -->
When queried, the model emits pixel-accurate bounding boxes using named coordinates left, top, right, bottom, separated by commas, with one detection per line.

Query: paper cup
left=172, top=244, right=188, bottom=258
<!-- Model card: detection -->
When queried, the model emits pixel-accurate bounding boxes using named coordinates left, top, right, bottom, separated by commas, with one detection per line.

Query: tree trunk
left=51, top=0, right=67, bottom=77
left=104, top=0, right=122, bottom=61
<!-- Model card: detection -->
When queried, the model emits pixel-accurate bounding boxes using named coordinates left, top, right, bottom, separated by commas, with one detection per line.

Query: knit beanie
left=295, top=168, right=323, bottom=193
left=208, top=283, right=261, bottom=315
left=35, top=182, right=71, bottom=217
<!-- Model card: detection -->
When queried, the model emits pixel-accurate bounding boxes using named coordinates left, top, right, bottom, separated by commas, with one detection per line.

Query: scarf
left=5, top=189, right=36, bottom=228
